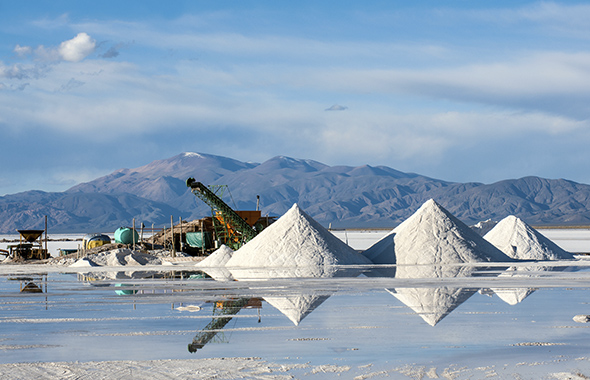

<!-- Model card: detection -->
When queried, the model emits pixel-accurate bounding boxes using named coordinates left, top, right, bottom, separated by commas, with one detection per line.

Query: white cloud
left=58, top=33, right=96, bottom=62
left=13, top=44, right=32, bottom=57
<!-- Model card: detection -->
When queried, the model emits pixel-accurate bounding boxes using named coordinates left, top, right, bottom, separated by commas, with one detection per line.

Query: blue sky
left=2, top=1, right=590, bottom=195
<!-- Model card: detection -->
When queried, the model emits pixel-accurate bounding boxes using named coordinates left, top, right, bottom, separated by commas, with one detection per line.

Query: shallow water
left=2, top=261, right=590, bottom=378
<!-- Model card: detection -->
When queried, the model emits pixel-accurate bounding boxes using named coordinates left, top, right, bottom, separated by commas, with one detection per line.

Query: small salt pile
left=484, top=215, right=574, bottom=260
left=195, top=245, right=234, bottom=281
left=484, top=215, right=573, bottom=305
left=89, top=248, right=162, bottom=266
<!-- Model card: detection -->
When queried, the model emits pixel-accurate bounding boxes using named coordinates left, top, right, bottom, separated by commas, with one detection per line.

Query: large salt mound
left=484, top=215, right=574, bottom=260
left=225, top=204, right=372, bottom=269
left=363, top=199, right=512, bottom=265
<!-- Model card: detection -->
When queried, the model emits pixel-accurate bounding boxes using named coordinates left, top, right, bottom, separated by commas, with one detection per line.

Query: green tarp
left=186, top=232, right=212, bottom=249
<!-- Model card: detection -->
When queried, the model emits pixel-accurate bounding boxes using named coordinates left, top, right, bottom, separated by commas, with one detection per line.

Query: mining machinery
left=186, top=178, right=271, bottom=250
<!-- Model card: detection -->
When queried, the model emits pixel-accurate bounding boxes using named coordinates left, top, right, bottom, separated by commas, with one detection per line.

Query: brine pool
left=1, top=230, right=590, bottom=379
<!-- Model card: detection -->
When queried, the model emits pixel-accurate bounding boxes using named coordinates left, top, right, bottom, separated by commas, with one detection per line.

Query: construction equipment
left=186, top=178, right=268, bottom=250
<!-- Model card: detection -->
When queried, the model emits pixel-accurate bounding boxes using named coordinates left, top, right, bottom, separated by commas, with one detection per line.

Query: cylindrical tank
left=83, top=233, right=111, bottom=250
left=114, top=227, right=139, bottom=245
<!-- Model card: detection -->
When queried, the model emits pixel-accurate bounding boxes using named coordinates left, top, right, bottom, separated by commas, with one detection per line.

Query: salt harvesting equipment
left=188, top=298, right=261, bottom=352
left=6, top=229, right=49, bottom=260
left=186, top=178, right=273, bottom=250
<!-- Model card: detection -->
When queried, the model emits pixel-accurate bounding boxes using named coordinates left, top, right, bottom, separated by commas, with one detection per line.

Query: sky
left=1, top=1, right=590, bottom=195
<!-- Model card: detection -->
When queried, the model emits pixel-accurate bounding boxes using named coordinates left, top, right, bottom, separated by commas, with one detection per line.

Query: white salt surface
left=4, top=204, right=590, bottom=379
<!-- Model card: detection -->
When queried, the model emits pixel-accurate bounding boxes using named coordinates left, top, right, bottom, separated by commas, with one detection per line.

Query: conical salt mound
left=196, top=245, right=234, bottom=281
left=365, top=199, right=512, bottom=265
left=197, top=245, right=234, bottom=267
left=226, top=204, right=372, bottom=268
left=484, top=215, right=574, bottom=260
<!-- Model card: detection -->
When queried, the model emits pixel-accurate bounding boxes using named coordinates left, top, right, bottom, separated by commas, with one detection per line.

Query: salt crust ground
left=0, top=357, right=588, bottom=379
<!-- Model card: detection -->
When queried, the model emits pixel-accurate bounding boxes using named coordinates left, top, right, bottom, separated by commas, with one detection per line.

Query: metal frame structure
left=186, top=178, right=257, bottom=250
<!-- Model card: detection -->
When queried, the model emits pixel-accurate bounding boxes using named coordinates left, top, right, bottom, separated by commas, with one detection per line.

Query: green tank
left=114, top=227, right=139, bottom=245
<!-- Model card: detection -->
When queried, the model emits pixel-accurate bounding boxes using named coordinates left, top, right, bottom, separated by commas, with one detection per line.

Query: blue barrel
left=114, top=227, right=139, bottom=244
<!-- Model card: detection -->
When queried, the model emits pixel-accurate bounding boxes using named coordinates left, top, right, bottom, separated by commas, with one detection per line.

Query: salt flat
left=2, top=226, right=590, bottom=379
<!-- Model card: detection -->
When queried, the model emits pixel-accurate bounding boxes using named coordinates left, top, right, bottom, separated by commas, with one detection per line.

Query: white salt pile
left=362, top=199, right=511, bottom=326
left=69, top=248, right=162, bottom=267
left=195, top=245, right=234, bottom=281
left=484, top=215, right=574, bottom=260
left=226, top=203, right=372, bottom=270
left=69, top=257, right=99, bottom=267
left=223, top=203, right=369, bottom=325
left=363, top=199, right=512, bottom=266
left=484, top=216, right=573, bottom=305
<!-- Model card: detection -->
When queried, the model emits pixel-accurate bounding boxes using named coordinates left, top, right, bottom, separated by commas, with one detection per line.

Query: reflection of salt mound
left=86, top=249, right=162, bottom=266
left=484, top=215, right=574, bottom=260
left=388, top=264, right=478, bottom=326
left=364, top=199, right=511, bottom=265
left=226, top=203, right=372, bottom=269
left=264, top=294, right=329, bottom=326
left=196, top=245, right=234, bottom=281
left=492, top=282, right=536, bottom=305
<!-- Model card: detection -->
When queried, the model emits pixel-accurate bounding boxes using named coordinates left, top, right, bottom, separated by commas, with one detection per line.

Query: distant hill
left=1, top=152, right=590, bottom=233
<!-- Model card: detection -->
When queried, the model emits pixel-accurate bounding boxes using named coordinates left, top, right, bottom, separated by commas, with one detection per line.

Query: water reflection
left=188, top=298, right=261, bottom=352
left=385, top=264, right=483, bottom=326
left=1, top=262, right=579, bottom=357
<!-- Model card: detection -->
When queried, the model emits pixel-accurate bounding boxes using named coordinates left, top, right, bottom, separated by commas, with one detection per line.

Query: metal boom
left=186, top=178, right=257, bottom=249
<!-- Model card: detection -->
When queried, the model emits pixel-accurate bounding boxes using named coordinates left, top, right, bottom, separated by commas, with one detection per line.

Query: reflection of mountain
left=387, top=264, right=479, bottom=326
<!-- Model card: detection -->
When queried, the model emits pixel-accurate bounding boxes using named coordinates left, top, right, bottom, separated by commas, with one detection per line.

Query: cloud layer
left=1, top=2, right=590, bottom=195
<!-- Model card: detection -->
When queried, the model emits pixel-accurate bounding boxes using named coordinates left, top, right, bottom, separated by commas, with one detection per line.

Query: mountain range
left=1, top=152, right=590, bottom=233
